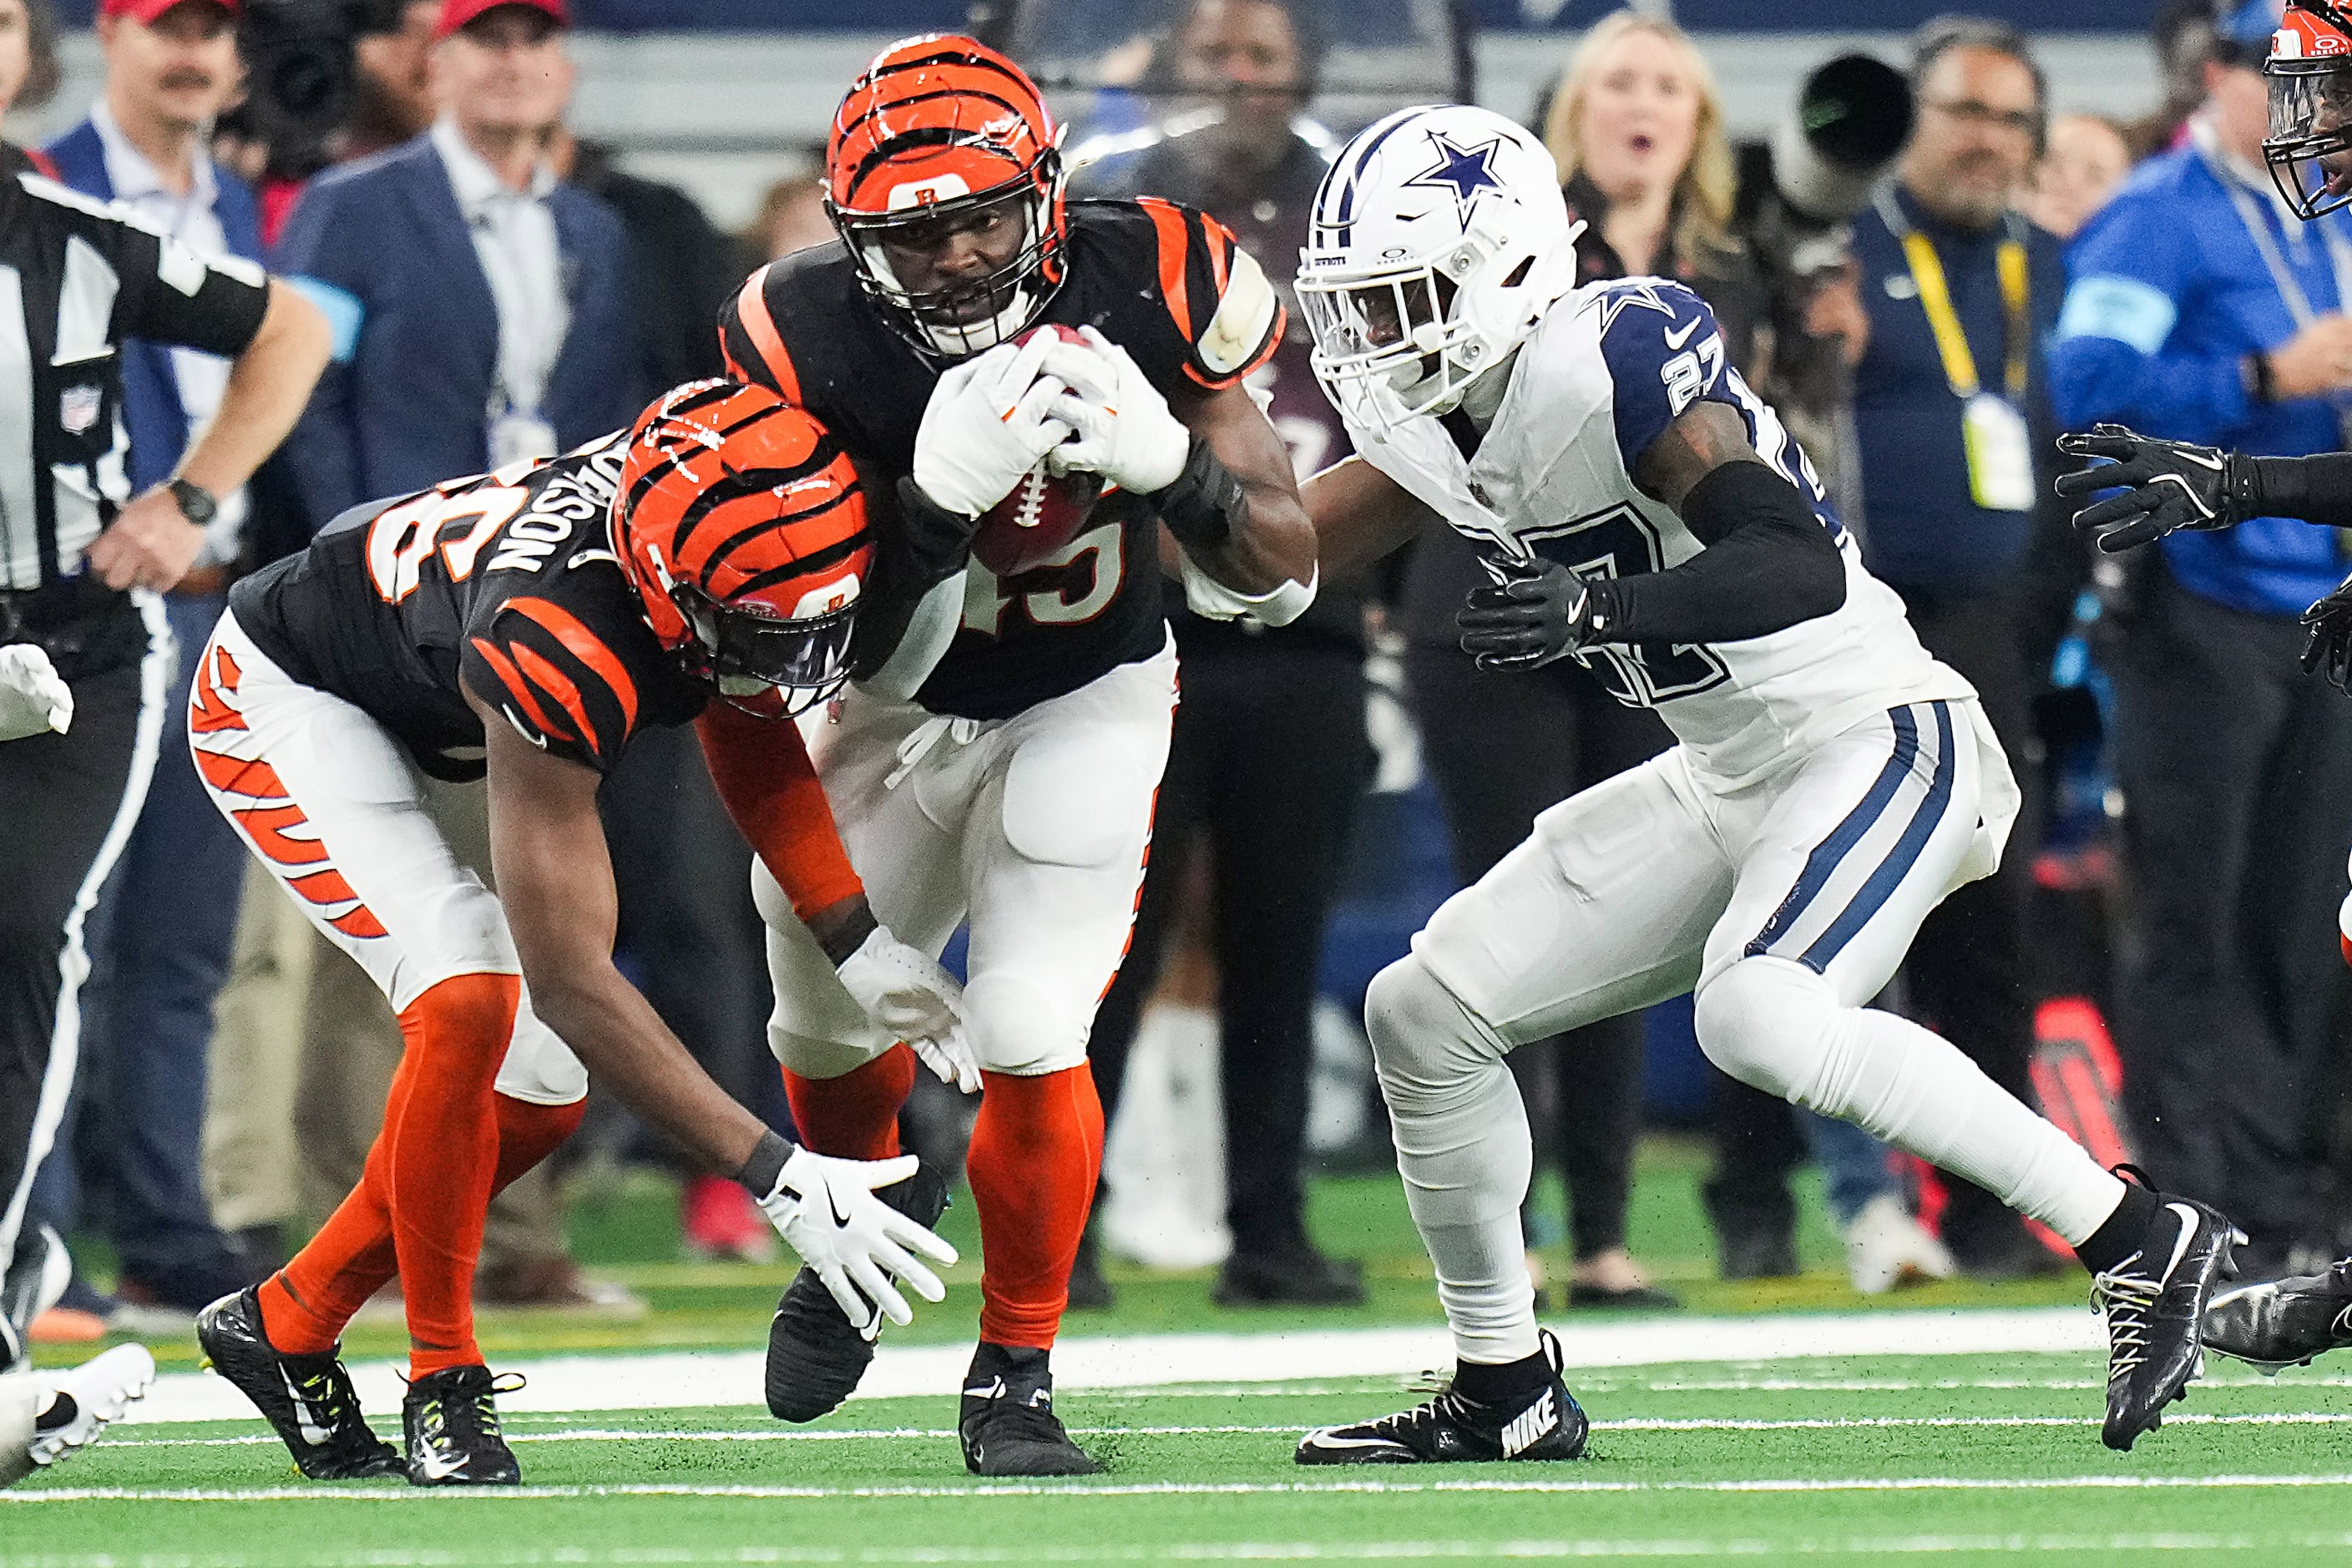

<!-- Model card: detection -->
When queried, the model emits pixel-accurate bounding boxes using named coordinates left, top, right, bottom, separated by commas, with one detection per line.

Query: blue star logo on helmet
left=1404, top=132, right=1506, bottom=218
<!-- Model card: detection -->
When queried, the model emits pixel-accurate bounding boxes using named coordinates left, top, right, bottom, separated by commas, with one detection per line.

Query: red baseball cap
left=99, top=0, right=240, bottom=22
left=435, top=0, right=569, bottom=40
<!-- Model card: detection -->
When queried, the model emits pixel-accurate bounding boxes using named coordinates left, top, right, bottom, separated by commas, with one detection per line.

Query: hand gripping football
left=969, top=324, right=1104, bottom=577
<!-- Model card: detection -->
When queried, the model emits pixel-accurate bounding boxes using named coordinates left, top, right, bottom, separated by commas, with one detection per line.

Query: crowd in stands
left=15, top=0, right=2352, bottom=1351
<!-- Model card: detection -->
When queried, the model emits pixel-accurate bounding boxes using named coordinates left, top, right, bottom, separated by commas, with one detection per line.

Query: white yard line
left=120, top=1308, right=2106, bottom=1427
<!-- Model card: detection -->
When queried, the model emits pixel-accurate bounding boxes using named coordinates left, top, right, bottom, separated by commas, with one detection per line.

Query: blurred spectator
left=552, top=128, right=736, bottom=394
left=349, top=0, right=440, bottom=159
left=2050, top=0, right=2352, bottom=1273
left=2125, top=0, right=2223, bottom=160
left=746, top=170, right=830, bottom=261
left=38, top=0, right=270, bottom=1318
left=1071, top=0, right=1373, bottom=1308
left=275, top=0, right=636, bottom=522
left=1845, top=15, right=2066, bottom=1279
left=2023, top=114, right=2132, bottom=241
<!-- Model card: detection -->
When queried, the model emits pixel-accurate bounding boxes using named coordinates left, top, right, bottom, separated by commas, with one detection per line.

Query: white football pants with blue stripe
left=1369, top=696, right=2127, bottom=1363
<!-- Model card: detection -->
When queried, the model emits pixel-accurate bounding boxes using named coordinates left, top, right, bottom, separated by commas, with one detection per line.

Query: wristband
left=736, top=1128, right=795, bottom=1196
left=2247, top=352, right=2278, bottom=407
left=1147, top=434, right=1246, bottom=552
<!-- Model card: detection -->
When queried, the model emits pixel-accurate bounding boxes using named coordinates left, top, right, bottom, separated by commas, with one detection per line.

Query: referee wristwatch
left=167, top=477, right=217, bottom=529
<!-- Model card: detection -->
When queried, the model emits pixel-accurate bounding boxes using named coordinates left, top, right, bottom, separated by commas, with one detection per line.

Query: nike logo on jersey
left=1662, top=317, right=1702, bottom=350
left=1500, top=1388, right=1559, bottom=1458
left=279, top=1368, right=333, bottom=1449
left=501, top=707, right=549, bottom=748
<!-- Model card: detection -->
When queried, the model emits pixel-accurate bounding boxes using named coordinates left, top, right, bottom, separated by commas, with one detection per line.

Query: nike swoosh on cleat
left=278, top=1367, right=333, bottom=1449
left=2162, top=1203, right=2203, bottom=1282
left=414, top=1450, right=468, bottom=1481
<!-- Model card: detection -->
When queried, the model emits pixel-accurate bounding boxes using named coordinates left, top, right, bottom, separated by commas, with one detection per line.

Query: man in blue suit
left=38, top=0, right=271, bottom=1318
left=276, top=0, right=638, bottom=525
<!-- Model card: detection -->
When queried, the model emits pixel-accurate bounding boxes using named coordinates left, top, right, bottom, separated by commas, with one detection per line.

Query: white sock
left=1696, top=957, right=2124, bottom=1246
left=1366, top=956, right=1540, bottom=1366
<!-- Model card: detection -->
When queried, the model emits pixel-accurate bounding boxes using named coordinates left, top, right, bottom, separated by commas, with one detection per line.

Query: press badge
left=1962, top=393, right=2035, bottom=513
left=490, top=408, right=558, bottom=468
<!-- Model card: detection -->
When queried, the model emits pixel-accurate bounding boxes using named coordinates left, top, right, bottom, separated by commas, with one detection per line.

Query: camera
left=221, top=0, right=407, bottom=181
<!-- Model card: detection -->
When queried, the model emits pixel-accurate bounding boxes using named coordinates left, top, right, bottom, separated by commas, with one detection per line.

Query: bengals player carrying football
left=718, top=35, right=1319, bottom=1474
left=188, top=383, right=965, bottom=1488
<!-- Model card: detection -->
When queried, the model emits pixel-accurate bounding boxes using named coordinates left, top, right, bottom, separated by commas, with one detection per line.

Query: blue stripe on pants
left=1744, top=705, right=1922, bottom=961
left=1797, top=701, right=1958, bottom=973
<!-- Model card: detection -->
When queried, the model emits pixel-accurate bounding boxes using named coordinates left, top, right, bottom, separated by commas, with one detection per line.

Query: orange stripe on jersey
left=731, top=268, right=799, bottom=404
left=1203, top=219, right=1232, bottom=296
left=505, top=598, right=639, bottom=734
left=329, top=906, right=389, bottom=939
left=286, top=867, right=362, bottom=908
left=235, top=803, right=330, bottom=867
left=469, top=637, right=575, bottom=744
left=1134, top=197, right=1194, bottom=342
left=189, top=645, right=248, bottom=734
left=509, top=641, right=600, bottom=760
left=193, top=747, right=288, bottom=802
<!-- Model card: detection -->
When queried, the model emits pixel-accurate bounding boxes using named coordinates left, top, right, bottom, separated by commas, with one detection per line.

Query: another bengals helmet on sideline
left=617, top=380, right=872, bottom=717
left=2269, top=0, right=2352, bottom=219
left=826, top=33, right=1068, bottom=358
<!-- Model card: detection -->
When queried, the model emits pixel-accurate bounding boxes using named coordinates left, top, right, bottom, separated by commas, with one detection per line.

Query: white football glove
left=1042, top=325, right=1191, bottom=496
left=913, top=333, right=1074, bottom=518
left=836, top=925, right=980, bottom=1093
left=752, top=1145, right=957, bottom=1338
left=0, top=644, right=71, bottom=743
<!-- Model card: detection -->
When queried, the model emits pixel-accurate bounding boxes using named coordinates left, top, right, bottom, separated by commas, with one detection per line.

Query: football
left=969, top=324, right=1105, bottom=577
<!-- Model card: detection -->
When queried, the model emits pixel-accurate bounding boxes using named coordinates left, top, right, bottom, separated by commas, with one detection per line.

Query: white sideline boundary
left=121, top=1308, right=2102, bottom=1427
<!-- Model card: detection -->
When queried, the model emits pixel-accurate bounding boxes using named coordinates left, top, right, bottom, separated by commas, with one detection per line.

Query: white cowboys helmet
left=1296, top=104, right=1582, bottom=429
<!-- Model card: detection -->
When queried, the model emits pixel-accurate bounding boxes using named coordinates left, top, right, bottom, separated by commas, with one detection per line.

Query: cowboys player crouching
left=1288, top=104, right=2238, bottom=1464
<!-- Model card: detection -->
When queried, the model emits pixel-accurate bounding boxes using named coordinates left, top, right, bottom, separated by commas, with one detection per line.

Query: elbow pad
left=1148, top=433, right=1246, bottom=551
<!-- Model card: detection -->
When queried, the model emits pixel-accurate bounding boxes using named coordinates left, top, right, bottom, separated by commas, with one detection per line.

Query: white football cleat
left=1844, top=1194, right=1957, bottom=1296
left=27, top=1343, right=156, bottom=1469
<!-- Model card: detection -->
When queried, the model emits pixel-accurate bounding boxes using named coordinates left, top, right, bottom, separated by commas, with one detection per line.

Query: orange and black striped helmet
left=826, top=33, right=1067, bottom=357
left=617, top=380, right=872, bottom=717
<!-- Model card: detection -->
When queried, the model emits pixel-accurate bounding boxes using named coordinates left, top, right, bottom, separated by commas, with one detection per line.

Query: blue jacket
left=43, top=119, right=263, bottom=495
left=2051, top=139, right=2352, bottom=619
left=271, top=134, right=640, bottom=527
left=1849, top=185, right=2066, bottom=595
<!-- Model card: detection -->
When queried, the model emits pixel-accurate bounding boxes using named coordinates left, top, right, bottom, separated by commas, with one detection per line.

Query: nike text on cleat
left=959, top=1343, right=1101, bottom=1476
left=1295, top=1330, right=1589, bottom=1465
left=2095, top=1196, right=2242, bottom=1452
left=28, top=1343, right=155, bottom=1468
left=2203, top=1259, right=2352, bottom=1370
left=402, top=1364, right=522, bottom=1486
left=765, top=1163, right=949, bottom=1424
left=195, top=1288, right=401, bottom=1480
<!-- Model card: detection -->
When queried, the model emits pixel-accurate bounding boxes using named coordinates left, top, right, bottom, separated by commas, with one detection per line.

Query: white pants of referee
left=1368, top=696, right=2127, bottom=1363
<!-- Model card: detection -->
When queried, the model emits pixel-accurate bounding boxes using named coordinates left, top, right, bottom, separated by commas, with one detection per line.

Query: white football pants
left=187, top=611, right=585, bottom=1105
left=754, top=636, right=1176, bottom=1080
left=1369, top=696, right=2124, bottom=1363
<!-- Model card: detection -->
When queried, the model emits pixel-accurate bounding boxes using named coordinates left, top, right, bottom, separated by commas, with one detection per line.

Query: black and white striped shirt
left=0, top=145, right=268, bottom=594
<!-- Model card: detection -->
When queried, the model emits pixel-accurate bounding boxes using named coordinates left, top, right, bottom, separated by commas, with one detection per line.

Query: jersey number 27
left=1520, top=505, right=1729, bottom=708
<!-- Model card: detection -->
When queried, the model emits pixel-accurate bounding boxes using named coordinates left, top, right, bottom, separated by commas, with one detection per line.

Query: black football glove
left=2055, top=424, right=2253, bottom=554
left=1457, top=554, right=1608, bottom=672
left=2303, top=569, right=2352, bottom=695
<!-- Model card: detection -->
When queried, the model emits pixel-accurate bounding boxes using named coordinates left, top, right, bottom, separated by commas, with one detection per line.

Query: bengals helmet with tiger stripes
left=826, top=33, right=1069, bottom=358
left=617, top=380, right=872, bottom=717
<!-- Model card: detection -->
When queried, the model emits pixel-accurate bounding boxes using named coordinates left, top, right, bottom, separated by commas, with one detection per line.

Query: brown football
left=969, top=324, right=1105, bottom=577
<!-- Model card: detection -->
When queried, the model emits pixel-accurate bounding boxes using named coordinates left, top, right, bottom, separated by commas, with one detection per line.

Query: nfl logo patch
left=59, top=385, right=99, bottom=435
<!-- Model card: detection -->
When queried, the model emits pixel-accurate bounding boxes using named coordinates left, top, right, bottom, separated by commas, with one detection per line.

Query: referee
left=0, top=90, right=330, bottom=1368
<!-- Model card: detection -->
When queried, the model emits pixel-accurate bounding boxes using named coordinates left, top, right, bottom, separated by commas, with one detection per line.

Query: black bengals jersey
left=229, top=437, right=705, bottom=781
left=717, top=197, right=1283, bottom=721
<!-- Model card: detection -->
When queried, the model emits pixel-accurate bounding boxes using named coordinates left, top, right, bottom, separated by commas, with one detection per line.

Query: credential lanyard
left=1876, top=189, right=2029, bottom=402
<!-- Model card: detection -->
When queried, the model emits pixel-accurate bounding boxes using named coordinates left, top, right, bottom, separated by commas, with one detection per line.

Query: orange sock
left=965, top=1065, right=1103, bottom=1350
left=783, top=1044, right=916, bottom=1161
left=255, top=1088, right=583, bottom=1359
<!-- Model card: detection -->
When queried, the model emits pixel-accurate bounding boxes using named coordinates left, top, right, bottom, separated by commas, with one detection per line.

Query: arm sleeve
left=1583, top=461, right=1847, bottom=645
left=1596, top=281, right=1741, bottom=474
left=2047, top=200, right=2252, bottom=438
left=2249, top=451, right=2352, bottom=528
left=104, top=207, right=271, bottom=356
left=459, top=594, right=649, bottom=773
left=1126, top=198, right=1284, bottom=389
left=695, top=701, right=865, bottom=922
left=272, top=183, right=367, bottom=527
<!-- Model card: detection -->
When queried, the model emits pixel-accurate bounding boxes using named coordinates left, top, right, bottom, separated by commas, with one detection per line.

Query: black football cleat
left=959, top=1342, right=1101, bottom=1476
left=2094, top=1195, right=2243, bottom=1451
left=1295, top=1330, right=1589, bottom=1464
left=402, top=1365, right=521, bottom=1486
left=765, top=1162, right=950, bottom=1423
left=195, top=1287, right=402, bottom=1479
left=2203, top=1258, right=2352, bottom=1371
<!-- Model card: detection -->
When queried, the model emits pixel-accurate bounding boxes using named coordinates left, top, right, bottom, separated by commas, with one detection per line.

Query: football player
left=1285, top=104, right=2234, bottom=1463
left=189, top=382, right=966, bottom=1487
left=716, top=36, right=1318, bottom=1474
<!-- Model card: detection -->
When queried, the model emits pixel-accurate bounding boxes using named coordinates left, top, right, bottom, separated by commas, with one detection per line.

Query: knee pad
left=766, top=1017, right=893, bottom=1082
left=964, top=971, right=1087, bottom=1076
left=1692, top=956, right=1836, bottom=1102
left=1363, top=954, right=1505, bottom=1114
